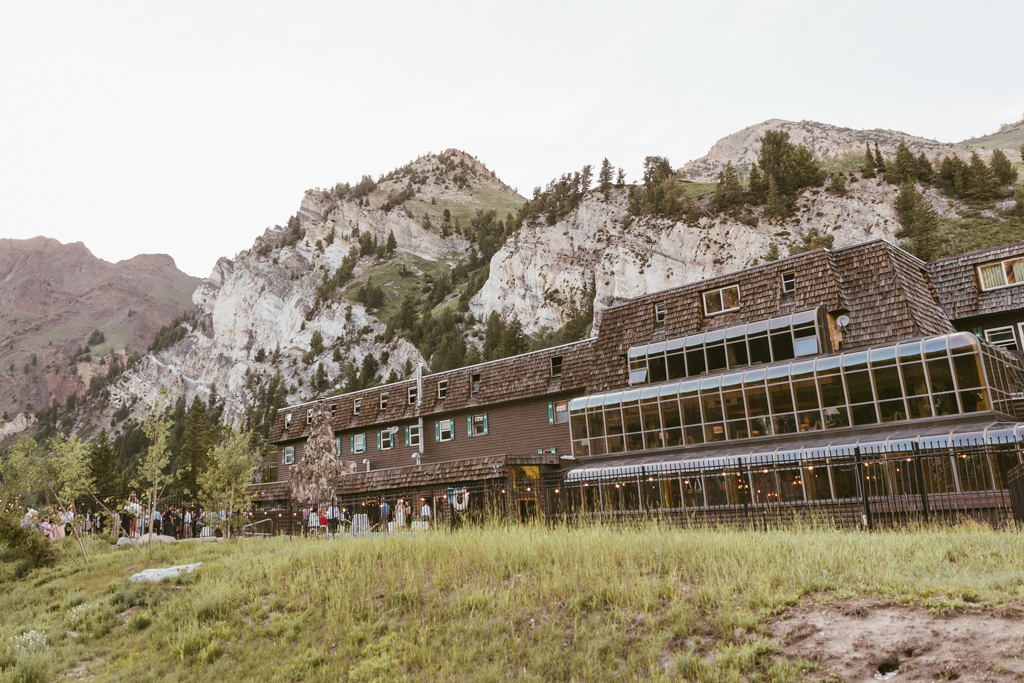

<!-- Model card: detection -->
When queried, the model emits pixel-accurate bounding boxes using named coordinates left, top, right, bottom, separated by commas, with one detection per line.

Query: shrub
left=0, top=514, right=56, bottom=578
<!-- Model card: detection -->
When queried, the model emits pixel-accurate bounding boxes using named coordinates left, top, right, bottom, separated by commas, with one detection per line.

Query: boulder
left=129, top=562, right=202, bottom=584
left=115, top=533, right=177, bottom=548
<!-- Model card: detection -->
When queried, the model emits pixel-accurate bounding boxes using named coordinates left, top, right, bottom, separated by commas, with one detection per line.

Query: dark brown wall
left=272, top=393, right=579, bottom=481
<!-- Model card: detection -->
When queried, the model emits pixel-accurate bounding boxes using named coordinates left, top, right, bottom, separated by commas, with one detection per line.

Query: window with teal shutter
left=435, top=421, right=440, bottom=442
left=350, top=435, right=354, bottom=454
left=483, top=413, right=488, bottom=435
left=548, top=402, right=555, bottom=425
left=467, top=415, right=473, bottom=437
left=404, top=426, right=410, bottom=446
left=377, top=431, right=381, bottom=450
left=336, top=437, right=341, bottom=457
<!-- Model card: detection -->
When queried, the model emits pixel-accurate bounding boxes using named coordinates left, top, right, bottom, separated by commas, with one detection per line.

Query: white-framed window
left=406, top=425, right=421, bottom=447
left=553, top=400, right=569, bottom=424
left=437, top=379, right=448, bottom=399
left=380, top=393, right=388, bottom=410
left=436, top=419, right=454, bottom=442
left=330, top=403, right=336, bottom=414
left=379, top=430, right=393, bottom=450
left=470, top=373, right=481, bottom=395
left=468, top=413, right=488, bottom=436
left=550, top=356, right=563, bottom=377
left=306, top=408, right=313, bottom=425
left=978, top=257, right=1024, bottom=291
left=985, top=326, right=1018, bottom=351
left=284, top=413, right=292, bottom=430
left=654, top=302, right=667, bottom=324
left=353, top=398, right=361, bottom=415
left=351, top=433, right=366, bottom=454
left=282, top=446, right=295, bottom=465
left=408, top=386, right=417, bottom=404
left=782, top=271, right=795, bottom=294
left=702, top=285, right=740, bottom=315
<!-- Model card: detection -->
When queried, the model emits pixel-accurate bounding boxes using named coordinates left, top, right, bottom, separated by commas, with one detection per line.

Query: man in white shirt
left=183, top=509, right=193, bottom=539
left=420, top=501, right=431, bottom=526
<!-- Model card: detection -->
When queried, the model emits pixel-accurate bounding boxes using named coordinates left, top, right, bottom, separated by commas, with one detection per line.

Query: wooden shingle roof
left=332, top=454, right=507, bottom=495
left=927, top=240, right=1024, bottom=320
left=269, top=339, right=594, bottom=445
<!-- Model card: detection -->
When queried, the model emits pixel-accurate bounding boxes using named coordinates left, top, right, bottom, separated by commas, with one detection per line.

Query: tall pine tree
left=598, top=158, right=613, bottom=199
left=895, top=182, right=941, bottom=261
left=179, top=395, right=213, bottom=503
left=88, top=428, right=119, bottom=493
left=862, top=144, right=876, bottom=178
left=873, top=143, right=885, bottom=172
left=967, top=152, right=993, bottom=200
left=990, top=149, right=1018, bottom=186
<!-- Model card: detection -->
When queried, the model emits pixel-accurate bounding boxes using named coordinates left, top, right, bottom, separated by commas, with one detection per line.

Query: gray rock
left=129, top=562, right=202, bottom=584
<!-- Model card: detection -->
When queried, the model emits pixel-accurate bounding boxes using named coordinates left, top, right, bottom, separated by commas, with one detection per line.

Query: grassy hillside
left=3, top=523, right=1024, bottom=682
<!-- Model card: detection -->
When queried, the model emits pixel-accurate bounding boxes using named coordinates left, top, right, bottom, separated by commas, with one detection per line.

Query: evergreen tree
left=862, top=144, right=876, bottom=178
left=359, top=353, right=379, bottom=387
left=990, top=149, right=1018, bottom=186
left=598, top=158, right=613, bottom=199
left=895, top=182, right=941, bottom=261
left=712, top=161, right=743, bottom=212
left=616, top=168, right=626, bottom=185
left=765, top=243, right=780, bottom=262
left=580, top=164, right=592, bottom=195
left=386, top=230, right=397, bottom=254
left=967, top=152, right=993, bottom=200
left=873, top=143, right=885, bottom=171
left=87, top=429, right=119, bottom=493
left=829, top=172, right=848, bottom=196
left=309, top=330, right=324, bottom=357
left=315, top=362, right=329, bottom=392
left=764, top=175, right=788, bottom=220
left=916, top=152, right=934, bottom=184
left=893, top=141, right=917, bottom=184
left=178, top=395, right=211, bottom=503
left=1014, top=186, right=1024, bottom=220
left=747, top=164, right=766, bottom=204
left=483, top=311, right=504, bottom=361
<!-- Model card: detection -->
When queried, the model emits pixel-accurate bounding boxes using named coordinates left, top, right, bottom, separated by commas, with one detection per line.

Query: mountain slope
left=682, top=119, right=1017, bottom=182
left=0, top=237, right=198, bottom=428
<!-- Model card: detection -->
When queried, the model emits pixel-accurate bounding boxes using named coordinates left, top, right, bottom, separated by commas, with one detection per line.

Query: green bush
left=0, top=514, right=56, bottom=579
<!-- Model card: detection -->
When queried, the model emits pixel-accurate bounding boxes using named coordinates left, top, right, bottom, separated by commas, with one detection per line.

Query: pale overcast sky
left=1, top=1, right=1021, bottom=278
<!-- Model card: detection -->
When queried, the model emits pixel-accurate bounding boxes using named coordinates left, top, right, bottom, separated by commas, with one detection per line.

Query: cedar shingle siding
left=927, top=240, right=1024, bottom=320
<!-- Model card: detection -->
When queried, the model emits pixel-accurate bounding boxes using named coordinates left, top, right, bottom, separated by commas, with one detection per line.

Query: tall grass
left=2, top=522, right=1024, bottom=681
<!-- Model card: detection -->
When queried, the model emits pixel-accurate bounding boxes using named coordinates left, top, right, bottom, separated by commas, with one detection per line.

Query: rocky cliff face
left=0, top=236, right=198, bottom=433
left=682, top=119, right=1011, bottom=182
left=472, top=177, right=961, bottom=336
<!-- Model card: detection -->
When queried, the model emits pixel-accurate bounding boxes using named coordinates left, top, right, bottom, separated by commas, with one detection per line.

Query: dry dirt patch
left=772, top=597, right=1024, bottom=682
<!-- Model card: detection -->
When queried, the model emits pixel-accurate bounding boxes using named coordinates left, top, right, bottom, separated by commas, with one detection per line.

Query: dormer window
left=330, top=404, right=336, bottom=414
left=550, top=356, right=563, bottom=377
left=654, top=302, right=667, bottom=324
left=438, top=379, right=448, bottom=399
left=703, top=285, right=740, bottom=315
left=353, top=398, right=361, bottom=416
left=306, top=408, right=313, bottom=425
left=979, top=257, right=1024, bottom=290
left=284, top=413, right=292, bottom=430
left=380, top=393, right=388, bottom=410
left=470, top=373, right=480, bottom=395
left=781, top=271, right=795, bottom=294
left=408, top=385, right=418, bottom=404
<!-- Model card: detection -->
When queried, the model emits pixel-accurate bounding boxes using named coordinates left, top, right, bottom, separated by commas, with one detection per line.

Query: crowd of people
left=297, top=496, right=438, bottom=536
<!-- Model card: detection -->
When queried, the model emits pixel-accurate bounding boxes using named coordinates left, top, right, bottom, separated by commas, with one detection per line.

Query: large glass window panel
left=648, top=354, right=668, bottom=383
left=641, top=395, right=661, bottom=431
left=573, top=439, right=591, bottom=456
left=770, top=332, right=795, bottom=361
left=793, top=326, right=818, bottom=356
left=923, top=337, right=948, bottom=359
left=681, top=397, right=702, bottom=426
left=898, top=340, right=922, bottom=362
left=959, top=389, right=990, bottom=413
left=927, top=358, right=956, bottom=393
left=682, top=474, right=704, bottom=507
left=798, top=410, right=823, bottom=431
left=830, top=458, right=859, bottom=499
left=953, top=353, right=983, bottom=389
left=746, top=386, right=770, bottom=416
left=667, top=352, right=686, bottom=379
left=878, top=399, right=907, bottom=422
left=818, top=373, right=846, bottom=407
left=748, top=416, right=773, bottom=437
left=623, top=403, right=642, bottom=434
left=721, top=286, right=740, bottom=309
left=606, top=435, right=625, bottom=453
left=727, top=420, right=748, bottom=439
left=777, top=467, right=805, bottom=502
left=590, top=435, right=607, bottom=456
left=645, top=429, right=665, bottom=450
left=804, top=462, right=832, bottom=500
left=605, top=407, right=624, bottom=435
left=851, top=403, right=878, bottom=425
left=873, top=366, right=903, bottom=401
left=843, top=351, right=869, bottom=371
left=660, top=475, right=682, bottom=509
left=845, top=371, right=874, bottom=404
left=907, top=396, right=932, bottom=419
left=748, top=334, right=771, bottom=365
left=932, top=392, right=959, bottom=416
left=793, top=379, right=819, bottom=412
left=723, top=390, right=746, bottom=421
left=686, top=349, right=706, bottom=376
left=684, top=426, right=704, bottom=445
left=625, top=432, right=645, bottom=451
left=1007, top=258, right=1024, bottom=284
left=979, top=263, right=1007, bottom=289
left=823, top=406, right=850, bottom=429
left=706, top=343, right=727, bottom=372
left=705, top=423, right=727, bottom=442
left=949, top=332, right=979, bottom=355
left=661, top=398, right=682, bottom=429
left=901, top=362, right=928, bottom=396
left=769, top=381, right=795, bottom=414
left=750, top=467, right=778, bottom=504
left=587, top=411, right=605, bottom=438
left=705, top=471, right=729, bottom=506
left=869, top=345, right=898, bottom=367
left=727, top=340, right=749, bottom=368
left=664, top=428, right=683, bottom=447
left=774, top=414, right=798, bottom=434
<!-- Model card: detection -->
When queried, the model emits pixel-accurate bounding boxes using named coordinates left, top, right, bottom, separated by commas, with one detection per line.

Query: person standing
left=380, top=499, right=390, bottom=531
left=328, top=503, right=340, bottom=536
left=183, top=508, right=193, bottom=539
left=420, top=500, right=431, bottom=527
left=395, top=498, right=406, bottom=529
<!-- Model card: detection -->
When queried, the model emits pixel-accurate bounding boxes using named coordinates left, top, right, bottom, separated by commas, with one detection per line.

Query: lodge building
left=252, top=239, right=1024, bottom=529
